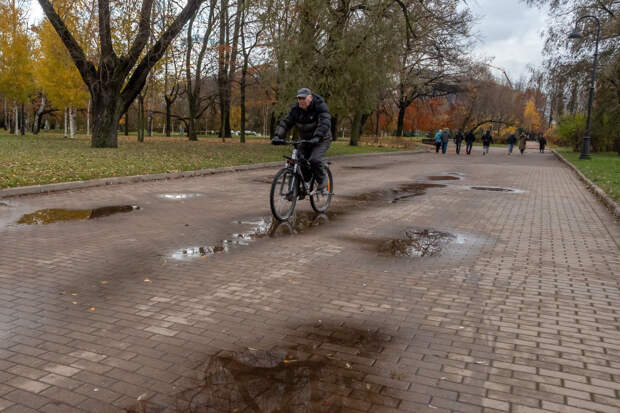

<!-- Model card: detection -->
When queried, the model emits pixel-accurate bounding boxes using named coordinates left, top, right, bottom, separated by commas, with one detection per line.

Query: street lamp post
left=568, top=15, right=601, bottom=160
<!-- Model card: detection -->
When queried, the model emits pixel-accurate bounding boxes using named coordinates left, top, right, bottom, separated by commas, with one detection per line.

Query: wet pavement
left=0, top=144, right=619, bottom=412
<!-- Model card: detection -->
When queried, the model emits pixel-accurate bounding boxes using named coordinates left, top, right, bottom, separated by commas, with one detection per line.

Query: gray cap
left=296, top=88, right=311, bottom=98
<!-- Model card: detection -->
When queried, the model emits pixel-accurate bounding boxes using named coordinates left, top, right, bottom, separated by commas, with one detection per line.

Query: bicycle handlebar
left=272, top=138, right=319, bottom=145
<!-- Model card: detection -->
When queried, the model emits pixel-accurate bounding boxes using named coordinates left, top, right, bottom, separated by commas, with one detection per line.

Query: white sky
left=467, top=0, right=548, bottom=83
left=29, top=0, right=548, bottom=83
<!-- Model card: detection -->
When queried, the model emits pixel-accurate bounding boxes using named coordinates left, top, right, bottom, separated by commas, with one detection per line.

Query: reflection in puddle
left=426, top=175, right=461, bottom=181
left=171, top=212, right=332, bottom=260
left=176, top=323, right=394, bottom=412
left=17, top=205, right=139, bottom=225
left=155, top=193, right=204, bottom=200
left=379, top=229, right=455, bottom=257
left=348, top=183, right=446, bottom=204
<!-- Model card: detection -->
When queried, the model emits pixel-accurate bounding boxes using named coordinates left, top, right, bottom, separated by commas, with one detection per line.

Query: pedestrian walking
left=454, top=130, right=464, bottom=155
left=441, top=129, right=450, bottom=154
left=434, top=130, right=442, bottom=153
left=506, top=133, right=517, bottom=155
left=465, top=130, right=475, bottom=155
left=519, top=133, right=527, bottom=155
left=481, top=129, right=493, bottom=155
left=539, top=135, right=547, bottom=153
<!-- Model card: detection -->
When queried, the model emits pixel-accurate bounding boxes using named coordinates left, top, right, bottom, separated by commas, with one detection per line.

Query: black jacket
left=507, top=134, right=517, bottom=144
left=454, top=131, right=464, bottom=143
left=482, top=132, right=493, bottom=146
left=465, top=131, right=475, bottom=143
left=275, top=94, right=332, bottom=141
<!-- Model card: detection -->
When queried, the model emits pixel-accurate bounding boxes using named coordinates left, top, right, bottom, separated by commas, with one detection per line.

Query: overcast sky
left=467, top=0, right=548, bottom=83
left=28, top=0, right=548, bottom=83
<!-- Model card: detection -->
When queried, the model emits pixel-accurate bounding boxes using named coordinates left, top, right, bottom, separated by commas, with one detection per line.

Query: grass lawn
left=0, top=132, right=412, bottom=189
left=555, top=148, right=620, bottom=203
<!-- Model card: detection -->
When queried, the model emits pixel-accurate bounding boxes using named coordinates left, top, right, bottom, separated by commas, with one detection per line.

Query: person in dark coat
left=273, top=88, right=332, bottom=191
left=440, top=129, right=450, bottom=154
left=454, top=130, right=464, bottom=155
left=506, top=133, right=517, bottom=155
left=464, top=130, right=475, bottom=155
left=538, top=136, right=547, bottom=153
left=481, top=130, right=493, bottom=155
left=519, top=133, right=527, bottom=155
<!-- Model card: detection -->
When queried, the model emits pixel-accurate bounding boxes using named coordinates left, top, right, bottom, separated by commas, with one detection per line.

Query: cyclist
left=272, top=88, right=332, bottom=193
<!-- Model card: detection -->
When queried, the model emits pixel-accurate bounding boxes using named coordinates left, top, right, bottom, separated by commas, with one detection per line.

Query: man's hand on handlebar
left=271, top=137, right=286, bottom=145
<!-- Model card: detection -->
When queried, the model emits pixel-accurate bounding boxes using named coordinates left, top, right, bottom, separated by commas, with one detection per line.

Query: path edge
left=552, top=149, right=620, bottom=219
left=1, top=149, right=427, bottom=199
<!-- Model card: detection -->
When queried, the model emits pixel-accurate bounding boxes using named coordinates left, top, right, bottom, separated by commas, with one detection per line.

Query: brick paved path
left=0, top=145, right=619, bottom=412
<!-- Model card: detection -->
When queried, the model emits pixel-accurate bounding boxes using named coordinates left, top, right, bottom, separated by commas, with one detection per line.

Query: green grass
left=556, top=148, right=620, bottom=203
left=0, top=133, right=409, bottom=189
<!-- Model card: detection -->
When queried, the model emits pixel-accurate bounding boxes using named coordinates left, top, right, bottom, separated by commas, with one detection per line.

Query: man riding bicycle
left=272, top=88, right=332, bottom=193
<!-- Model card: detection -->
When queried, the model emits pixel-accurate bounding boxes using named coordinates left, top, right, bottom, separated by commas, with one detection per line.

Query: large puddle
left=171, top=323, right=394, bottom=412
left=470, top=186, right=524, bottom=193
left=379, top=228, right=455, bottom=257
left=171, top=211, right=333, bottom=260
left=346, top=182, right=446, bottom=204
left=17, top=205, right=139, bottom=225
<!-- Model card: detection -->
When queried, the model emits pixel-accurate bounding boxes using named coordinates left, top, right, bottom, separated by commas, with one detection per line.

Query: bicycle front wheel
left=310, top=166, right=333, bottom=213
left=270, top=168, right=298, bottom=221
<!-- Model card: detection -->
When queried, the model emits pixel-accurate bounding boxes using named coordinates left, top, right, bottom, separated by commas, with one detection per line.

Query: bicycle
left=269, top=140, right=334, bottom=221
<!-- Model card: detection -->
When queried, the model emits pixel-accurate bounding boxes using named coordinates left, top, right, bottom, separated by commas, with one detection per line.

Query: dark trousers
left=455, top=142, right=462, bottom=154
left=466, top=142, right=473, bottom=154
left=435, top=142, right=441, bottom=153
left=301, top=139, right=331, bottom=184
left=441, top=142, right=448, bottom=154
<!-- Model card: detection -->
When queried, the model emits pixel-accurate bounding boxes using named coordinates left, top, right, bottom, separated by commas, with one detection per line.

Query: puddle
left=18, top=205, right=139, bottom=225
left=426, top=175, right=461, bottom=181
left=379, top=229, right=455, bottom=257
left=347, top=183, right=446, bottom=204
left=171, top=212, right=333, bottom=260
left=175, top=323, right=394, bottom=412
left=155, top=193, right=204, bottom=200
left=470, top=186, right=523, bottom=193
left=0, top=202, right=8, bottom=207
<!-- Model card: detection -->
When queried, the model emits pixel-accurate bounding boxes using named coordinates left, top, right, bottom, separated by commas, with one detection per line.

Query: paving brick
left=1, top=148, right=619, bottom=412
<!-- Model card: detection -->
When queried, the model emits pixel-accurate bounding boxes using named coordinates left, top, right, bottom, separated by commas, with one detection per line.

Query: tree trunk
left=33, top=95, right=47, bottom=135
left=20, top=104, right=25, bottom=135
left=240, top=66, right=247, bottom=144
left=147, top=109, right=153, bottom=136
left=396, top=103, right=406, bottom=137
left=87, top=99, right=91, bottom=136
left=138, top=94, right=145, bottom=142
left=14, top=104, right=18, bottom=136
left=69, top=107, right=76, bottom=139
left=3, top=99, right=6, bottom=131
left=165, top=97, right=172, bottom=136
left=375, top=109, right=380, bottom=137
left=331, top=115, right=338, bottom=140
left=90, top=90, right=124, bottom=148
left=124, top=111, right=129, bottom=136
left=44, top=116, right=50, bottom=131
left=350, top=112, right=362, bottom=146
left=64, top=108, right=68, bottom=138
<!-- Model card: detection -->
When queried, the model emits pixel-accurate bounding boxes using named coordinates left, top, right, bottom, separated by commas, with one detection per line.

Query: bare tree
left=38, top=0, right=203, bottom=147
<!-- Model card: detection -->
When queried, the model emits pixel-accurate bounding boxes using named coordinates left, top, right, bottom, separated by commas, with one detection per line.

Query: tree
left=523, top=98, right=543, bottom=134
left=36, top=6, right=91, bottom=139
left=38, top=0, right=204, bottom=147
left=0, top=0, right=35, bottom=135
left=185, top=0, right=218, bottom=141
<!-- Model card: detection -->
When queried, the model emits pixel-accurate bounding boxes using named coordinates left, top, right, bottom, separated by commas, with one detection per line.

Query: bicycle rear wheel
left=270, top=168, right=298, bottom=221
left=310, top=166, right=333, bottom=213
